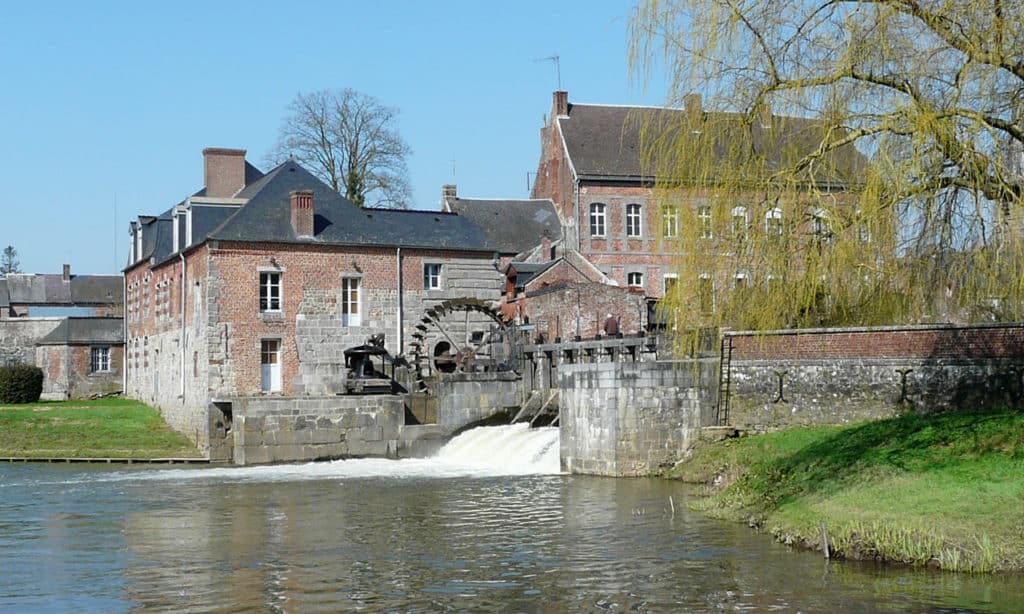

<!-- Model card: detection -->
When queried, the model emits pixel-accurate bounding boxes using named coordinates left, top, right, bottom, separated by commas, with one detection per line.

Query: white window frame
left=589, top=203, right=606, bottom=237
left=259, top=271, right=282, bottom=313
left=627, top=271, right=644, bottom=288
left=341, top=277, right=361, bottom=327
left=662, top=207, right=679, bottom=238
left=731, top=206, right=749, bottom=237
left=424, top=263, right=442, bottom=290
left=260, top=338, right=282, bottom=392
left=765, top=207, right=783, bottom=236
left=90, top=346, right=111, bottom=373
left=698, top=205, right=713, bottom=239
left=663, top=273, right=678, bottom=295
left=698, top=273, right=714, bottom=313
left=626, top=204, right=642, bottom=238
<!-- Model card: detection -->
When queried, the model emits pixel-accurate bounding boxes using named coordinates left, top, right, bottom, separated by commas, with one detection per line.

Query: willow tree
left=630, top=0, right=1024, bottom=337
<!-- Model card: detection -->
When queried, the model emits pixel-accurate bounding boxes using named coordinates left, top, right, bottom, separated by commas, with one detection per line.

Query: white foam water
left=3, top=425, right=561, bottom=487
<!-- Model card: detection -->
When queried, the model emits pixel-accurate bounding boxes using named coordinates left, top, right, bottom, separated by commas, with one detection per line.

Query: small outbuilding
left=35, top=317, right=123, bottom=400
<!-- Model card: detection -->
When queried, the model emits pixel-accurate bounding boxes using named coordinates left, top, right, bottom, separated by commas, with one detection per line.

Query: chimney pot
left=203, top=147, right=247, bottom=198
left=553, top=91, right=569, bottom=118
left=62, top=264, right=71, bottom=282
left=290, top=190, right=314, bottom=238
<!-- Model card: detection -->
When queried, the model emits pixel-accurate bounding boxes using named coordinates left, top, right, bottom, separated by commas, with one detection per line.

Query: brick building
left=527, top=90, right=868, bottom=303
left=0, top=267, right=123, bottom=399
left=124, top=148, right=503, bottom=453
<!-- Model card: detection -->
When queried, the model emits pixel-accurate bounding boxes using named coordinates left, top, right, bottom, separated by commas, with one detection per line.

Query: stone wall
left=36, top=345, right=123, bottom=400
left=230, top=395, right=405, bottom=465
left=726, top=323, right=1024, bottom=430
left=434, top=371, right=521, bottom=432
left=559, top=359, right=718, bottom=476
left=0, top=318, right=62, bottom=366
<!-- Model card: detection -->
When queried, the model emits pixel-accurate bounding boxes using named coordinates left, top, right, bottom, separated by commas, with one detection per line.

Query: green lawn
left=0, top=397, right=202, bottom=459
left=671, top=409, right=1024, bottom=572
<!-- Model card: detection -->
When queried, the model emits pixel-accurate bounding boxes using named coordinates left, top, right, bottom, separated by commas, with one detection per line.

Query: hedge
left=0, top=365, right=44, bottom=404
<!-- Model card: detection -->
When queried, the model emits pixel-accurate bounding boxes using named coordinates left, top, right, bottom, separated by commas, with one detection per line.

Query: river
left=1, top=424, right=1020, bottom=612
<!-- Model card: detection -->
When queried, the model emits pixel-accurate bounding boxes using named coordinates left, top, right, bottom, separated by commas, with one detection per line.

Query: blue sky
left=0, top=1, right=669, bottom=275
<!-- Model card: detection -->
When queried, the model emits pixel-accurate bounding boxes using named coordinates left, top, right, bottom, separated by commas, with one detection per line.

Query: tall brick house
left=125, top=149, right=502, bottom=454
left=528, top=91, right=868, bottom=301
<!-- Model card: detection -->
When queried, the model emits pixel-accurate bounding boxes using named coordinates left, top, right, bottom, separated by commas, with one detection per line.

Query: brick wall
left=37, top=345, right=123, bottom=400
left=730, top=324, right=1024, bottom=360
left=726, top=323, right=1024, bottom=430
left=526, top=282, right=645, bottom=340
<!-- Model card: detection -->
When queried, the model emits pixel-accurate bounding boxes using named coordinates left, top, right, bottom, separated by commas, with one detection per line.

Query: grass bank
left=671, top=409, right=1024, bottom=572
left=0, top=397, right=202, bottom=460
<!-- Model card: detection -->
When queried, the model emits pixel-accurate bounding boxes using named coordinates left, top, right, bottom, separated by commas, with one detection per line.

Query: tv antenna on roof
left=534, top=54, right=561, bottom=90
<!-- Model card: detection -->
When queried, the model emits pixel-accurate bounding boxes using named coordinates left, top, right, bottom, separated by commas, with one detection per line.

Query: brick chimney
left=441, top=184, right=457, bottom=210
left=203, top=147, right=247, bottom=198
left=553, top=91, right=569, bottom=118
left=540, top=234, right=552, bottom=261
left=62, top=264, right=71, bottom=282
left=290, top=190, right=314, bottom=238
left=684, top=94, right=703, bottom=125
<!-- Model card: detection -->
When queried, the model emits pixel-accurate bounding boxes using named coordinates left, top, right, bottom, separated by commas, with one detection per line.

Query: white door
left=261, top=339, right=281, bottom=392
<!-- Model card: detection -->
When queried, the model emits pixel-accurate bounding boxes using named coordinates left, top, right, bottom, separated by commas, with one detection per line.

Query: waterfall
left=434, top=424, right=560, bottom=475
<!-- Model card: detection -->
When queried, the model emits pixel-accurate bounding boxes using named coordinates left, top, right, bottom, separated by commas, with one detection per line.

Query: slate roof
left=446, top=198, right=561, bottom=255
left=506, top=261, right=557, bottom=290
left=558, top=103, right=869, bottom=187
left=36, top=317, right=124, bottom=346
left=0, top=273, right=121, bottom=306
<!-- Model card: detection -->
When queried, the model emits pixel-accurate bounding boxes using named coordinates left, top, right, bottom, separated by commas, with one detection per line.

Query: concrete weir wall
left=231, top=396, right=404, bottom=465
left=434, top=371, right=521, bottom=431
left=559, top=359, right=718, bottom=476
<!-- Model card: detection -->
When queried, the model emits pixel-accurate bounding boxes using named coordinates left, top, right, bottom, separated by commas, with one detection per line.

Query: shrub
left=0, top=364, right=44, bottom=403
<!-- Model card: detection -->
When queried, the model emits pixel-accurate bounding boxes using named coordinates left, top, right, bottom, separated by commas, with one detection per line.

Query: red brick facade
left=728, top=324, right=1024, bottom=361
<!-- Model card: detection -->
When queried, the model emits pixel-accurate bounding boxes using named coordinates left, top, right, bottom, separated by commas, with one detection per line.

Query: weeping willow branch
left=630, top=0, right=1024, bottom=341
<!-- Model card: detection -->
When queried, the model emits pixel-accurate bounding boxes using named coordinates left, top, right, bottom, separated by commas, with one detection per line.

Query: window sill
left=260, top=311, right=284, bottom=322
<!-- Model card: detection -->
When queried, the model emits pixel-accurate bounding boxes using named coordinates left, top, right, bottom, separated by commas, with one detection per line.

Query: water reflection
left=1, top=455, right=1022, bottom=611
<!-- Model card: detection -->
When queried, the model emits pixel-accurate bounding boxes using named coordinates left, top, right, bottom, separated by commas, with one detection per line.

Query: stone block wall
left=559, top=359, right=718, bottom=476
left=0, top=318, right=62, bottom=366
left=231, top=395, right=404, bottom=465
left=726, top=324, right=1024, bottom=430
left=434, top=371, right=521, bottom=432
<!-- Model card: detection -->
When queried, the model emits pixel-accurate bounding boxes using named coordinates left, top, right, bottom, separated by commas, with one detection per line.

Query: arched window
left=731, top=206, right=748, bottom=236
left=589, top=203, right=606, bottom=237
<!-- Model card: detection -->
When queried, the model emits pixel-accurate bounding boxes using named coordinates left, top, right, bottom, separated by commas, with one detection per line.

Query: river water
left=1, top=424, right=1021, bottom=612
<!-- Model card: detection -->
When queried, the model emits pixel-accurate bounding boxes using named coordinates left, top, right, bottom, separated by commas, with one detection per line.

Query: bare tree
left=630, top=0, right=1024, bottom=331
left=268, top=89, right=413, bottom=208
left=0, top=245, right=20, bottom=275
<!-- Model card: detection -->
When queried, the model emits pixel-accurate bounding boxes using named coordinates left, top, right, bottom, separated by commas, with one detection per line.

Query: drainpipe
left=396, top=247, right=403, bottom=355
left=179, top=252, right=187, bottom=399
left=573, top=179, right=581, bottom=251
left=122, top=272, right=127, bottom=393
